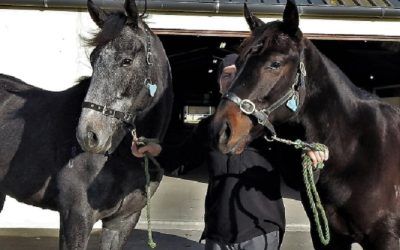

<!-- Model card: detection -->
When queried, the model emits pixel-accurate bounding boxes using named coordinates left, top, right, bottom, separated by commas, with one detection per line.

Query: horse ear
left=283, top=0, right=299, bottom=35
left=244, top=3, right=264, bottom=31
left=124, top=0, right=139, bottom=24
left=87, top=0, right=108, bottom=28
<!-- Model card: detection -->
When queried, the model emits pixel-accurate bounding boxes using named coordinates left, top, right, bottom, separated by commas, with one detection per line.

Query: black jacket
left=161, top=116, right=285, bottom=244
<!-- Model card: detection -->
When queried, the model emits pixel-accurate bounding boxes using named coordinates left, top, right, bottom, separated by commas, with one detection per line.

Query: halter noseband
left=82, top=28, right=157, bottom=129
left=82, top=102, right=135, bottom=125
left=223, top=52, right=306, bottom=136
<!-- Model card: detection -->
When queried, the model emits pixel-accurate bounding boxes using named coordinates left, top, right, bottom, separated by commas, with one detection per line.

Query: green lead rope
left=144, top=155, right=157, bottom=249
left=132, top=129, right=158, bottom=249
left=265, top=135, right=330, bottom=245
left=302, top=152, right=330, bottom=246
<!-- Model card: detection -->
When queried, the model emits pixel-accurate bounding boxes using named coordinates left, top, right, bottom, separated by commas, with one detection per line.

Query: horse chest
left=318, top=171, right=352, bottom=206
left=318, top=170, right=388, bottom=239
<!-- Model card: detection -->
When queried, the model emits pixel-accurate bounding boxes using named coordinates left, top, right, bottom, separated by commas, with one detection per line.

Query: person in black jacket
left=132, top=54, right=328, bottom=250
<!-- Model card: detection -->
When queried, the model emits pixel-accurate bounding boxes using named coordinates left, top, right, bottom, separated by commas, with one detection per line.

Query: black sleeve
left=158, top=117, right=211, bottom=174
left=263, top=123, right=307, bottom=191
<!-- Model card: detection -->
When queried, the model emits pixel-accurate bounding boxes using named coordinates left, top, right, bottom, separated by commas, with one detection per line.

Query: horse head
left=211, top=0, right=306, bottom=154
left=77, top=0, right=167, bottom=154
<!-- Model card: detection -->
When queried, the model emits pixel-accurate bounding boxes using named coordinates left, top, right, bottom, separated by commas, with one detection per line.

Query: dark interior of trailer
left=158, top=35, right=400, bottom=174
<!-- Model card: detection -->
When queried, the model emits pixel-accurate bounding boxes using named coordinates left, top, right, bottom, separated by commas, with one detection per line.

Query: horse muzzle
left=211, top=100, right=253, bottom=155
left=76, top=110, right=121, bottom=154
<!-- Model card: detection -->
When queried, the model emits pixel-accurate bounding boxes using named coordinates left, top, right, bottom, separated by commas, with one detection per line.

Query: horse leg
left=99, top=180, right=161, bottom=250
left=361, top=221, right=399, bottom=250
left=59, top=208, right=94, bottom=250
left=100, top=211, right=141, bottom=250
left=362, top=236, right=399, bottom=250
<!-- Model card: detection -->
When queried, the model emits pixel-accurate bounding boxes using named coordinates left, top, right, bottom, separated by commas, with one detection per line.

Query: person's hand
left=131, top=142, right=162, bottom=158
left=306, top=148, right=329, bottom=167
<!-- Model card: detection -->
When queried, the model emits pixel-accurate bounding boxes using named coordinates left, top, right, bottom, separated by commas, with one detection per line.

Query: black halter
left=223, top=52, right=306, bottom=136
left=82, top=28, right=155, bottom=129
left=81, top=102, right=135, bottom=125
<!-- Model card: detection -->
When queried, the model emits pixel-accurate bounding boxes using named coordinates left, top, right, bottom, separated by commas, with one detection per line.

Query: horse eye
left=268, top=61, right=281, bottom=69
left=121, top=58, right=133, bottom=67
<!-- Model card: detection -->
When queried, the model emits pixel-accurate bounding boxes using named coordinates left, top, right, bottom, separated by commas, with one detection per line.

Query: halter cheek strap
left=223, top=51, right=306, bottom=136
left=144, top=28, right=157, bottom=98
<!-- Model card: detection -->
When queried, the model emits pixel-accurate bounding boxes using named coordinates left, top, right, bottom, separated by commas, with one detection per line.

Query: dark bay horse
left=211, top=1, right=400, bottom=249
left=0, top=0, right=172, bottom=249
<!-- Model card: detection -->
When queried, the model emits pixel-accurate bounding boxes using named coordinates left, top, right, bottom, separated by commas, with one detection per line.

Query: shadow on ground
left=0, top=229, right=364, bottom=250
left=0, top=229, right=204, bottom=250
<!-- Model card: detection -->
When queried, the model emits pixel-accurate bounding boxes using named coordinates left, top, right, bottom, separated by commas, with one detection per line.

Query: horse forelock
left=86, top=11, right=147, bottom=48
left=238, top=21, right=297, bottom=65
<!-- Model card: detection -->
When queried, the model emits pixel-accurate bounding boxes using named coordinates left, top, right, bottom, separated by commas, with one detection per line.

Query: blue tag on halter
left=286, top=94, right=299, bottom=112
left=147, top=83, right=157, bottom=97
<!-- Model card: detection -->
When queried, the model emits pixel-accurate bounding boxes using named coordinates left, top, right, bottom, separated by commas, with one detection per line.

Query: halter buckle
left=102, top=105, right=108, bottom=115
left=239, top=99, right=256, bottom=115
left=124, top=113, right=132, bottom=122
left=131, top=129, right=138, bottom=142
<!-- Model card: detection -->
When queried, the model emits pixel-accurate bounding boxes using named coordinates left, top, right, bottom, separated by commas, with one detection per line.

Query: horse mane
left=86, top=11, right=145, bottom=47
left=0, top=73, right=34, bottom=93
left=75, top=76, right=91, bottom=85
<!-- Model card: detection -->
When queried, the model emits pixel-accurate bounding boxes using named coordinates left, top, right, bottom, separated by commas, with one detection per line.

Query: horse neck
left=298, top=39, right=361, bottom=144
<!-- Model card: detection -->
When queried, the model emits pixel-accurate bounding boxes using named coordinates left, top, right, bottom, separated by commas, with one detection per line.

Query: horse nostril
left=87, top=130, right=99, bottom=148
left=219, top=121, right=232, bottom=144
left=225, top=121, right=232, bottom=141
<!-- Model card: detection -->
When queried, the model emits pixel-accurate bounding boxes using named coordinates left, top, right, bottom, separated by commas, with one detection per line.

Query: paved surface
left=0, top=229, right=363, bottom=250
left=0, top=167, right=363, bottom=249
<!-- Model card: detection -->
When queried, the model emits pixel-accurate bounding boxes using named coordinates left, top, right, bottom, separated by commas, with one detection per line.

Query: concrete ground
left=0, top=229, right=363, bottom=250
left=0, top=167, right=362, bottom=249
left=0, top=229, right=364, bottom=250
